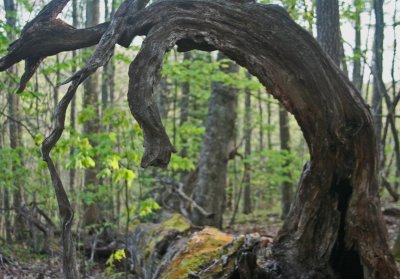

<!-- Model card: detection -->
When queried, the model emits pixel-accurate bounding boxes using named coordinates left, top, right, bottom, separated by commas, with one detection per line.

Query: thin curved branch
left=0, top=111, right=37, bottom=140
left=61, top=0, right=149, bottom=86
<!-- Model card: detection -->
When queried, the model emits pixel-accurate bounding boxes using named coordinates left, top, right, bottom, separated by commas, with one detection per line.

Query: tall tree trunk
left=242, top=80, right=252, bottom=215
left=389, top=0, right=399, bottom=189
left=191, top=52, right=238, bottom=228
left=372, top=0, right=385, bottom=167
left=4, top=0, right=25, bottom=241
left=108, top=0, right=117, bottom=106
left=352, top=0, right=363, bottom=92
left=179, top=52, right=191, bottom=159
left=101, top=0, right=114, bottom=118
left=316, top=0, right=341, bottom=65
left=279, top=106, right=292, bottom=219
left=69, top=0, right=78, bottom=198
left=0, top=128, right=12, bottom=242
left=266, top=95, right=272, bottom=150
left=257, top=90, right=264, bottom=152
left=83, top=0, right=101, bottom=226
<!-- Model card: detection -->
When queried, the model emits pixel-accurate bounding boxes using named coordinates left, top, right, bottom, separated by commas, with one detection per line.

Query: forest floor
left=1, top=208, right=399, bottom=279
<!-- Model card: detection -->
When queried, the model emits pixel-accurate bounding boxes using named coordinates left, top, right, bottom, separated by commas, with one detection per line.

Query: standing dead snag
left=0, top=0, right=398, bottom=278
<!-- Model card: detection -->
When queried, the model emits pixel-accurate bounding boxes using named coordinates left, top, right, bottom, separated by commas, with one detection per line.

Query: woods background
left=0, top=0, right=399, bottom=278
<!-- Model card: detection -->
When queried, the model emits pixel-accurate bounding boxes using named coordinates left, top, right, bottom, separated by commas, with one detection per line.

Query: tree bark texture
left=242, top=83, right=252, bottom=215
left=4, top=0, right=26, bottom=242
left=190, top=52, right=238, bottom=228
left=69, top=0, right=78, bottom=197
left=1, top=0, right=398, bottom=278
left=372, top=0, right=385, bottom=163
left=179, top=52, right=191, bottom=159
left=352, top=0, right=363, bottom=92
left=316, top=0, right=341, bottom=66
left=279, top=106, right=292, bottom=219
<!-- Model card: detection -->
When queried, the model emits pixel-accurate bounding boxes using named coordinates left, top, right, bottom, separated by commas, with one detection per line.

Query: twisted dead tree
left=1, top=0, right=398, bottom=278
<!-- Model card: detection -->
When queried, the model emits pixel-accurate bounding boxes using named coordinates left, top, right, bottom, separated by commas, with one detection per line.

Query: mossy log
left=124, top=213, right=272, bottom=279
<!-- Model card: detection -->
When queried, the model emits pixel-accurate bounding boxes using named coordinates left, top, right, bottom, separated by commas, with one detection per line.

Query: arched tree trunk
left=0, top=0, right=398, bottom=278
left=125, top=2, right=398, bottom=277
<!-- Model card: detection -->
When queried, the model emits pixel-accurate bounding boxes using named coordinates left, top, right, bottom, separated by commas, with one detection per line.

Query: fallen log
left=107, top=213, right=273, bottom=278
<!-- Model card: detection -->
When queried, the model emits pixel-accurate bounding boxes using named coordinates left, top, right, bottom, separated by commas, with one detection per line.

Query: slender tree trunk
left=83, top=0, right=101, bottom=226
left=257, top=90, right=264, bottom=152
left=242, top=80, right=252, bottom=215
left=372, top=0, right=385, bottom=169
left=179, top=52, right=192, bottom=209
left=389, top=0, right=400, bottom=189
left=191, top=52, right=238, bottom=228
left=101, top=0, right=112, bottom=118
left=109, top=0, right=116, bottom=106
left=4, top=0, right=25, bottom=241
left=279, top=105, right=292, bottom=219
left=266, top=96, right=272, bottom=150
left=69, top=0, right=78, bottom=199
left=1, top=130, right=12, bottom=241
left=179, top=52, right=191, bottom=158
left=352, top=0, right=363, bottom=92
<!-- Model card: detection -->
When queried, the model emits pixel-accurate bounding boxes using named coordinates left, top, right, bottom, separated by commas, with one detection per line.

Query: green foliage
left=17, top=0, right=33, bottom=12
left=113, top=168, right=136, bottom=186
left=105, top=249, right=126, bottom=276
left=0, top=147, right=27, bottom=190
left=169, top=154, right=195, bottom=172
left=137, top=198, right=161, bottom=221
left=0, top=21, right=10, bottom=54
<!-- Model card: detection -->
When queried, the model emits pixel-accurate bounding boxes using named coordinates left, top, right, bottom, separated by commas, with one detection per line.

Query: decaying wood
left=122, top=213, right=272, bottom=278
left=1, top=0, right=398, bottom=278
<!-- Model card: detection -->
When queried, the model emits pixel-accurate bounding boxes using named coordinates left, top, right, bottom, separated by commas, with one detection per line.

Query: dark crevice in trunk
left=330, top=175, right=363, bottom=279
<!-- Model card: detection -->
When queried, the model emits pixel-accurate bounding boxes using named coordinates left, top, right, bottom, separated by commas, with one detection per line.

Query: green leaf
left=114, top=249, right=126, bottom=261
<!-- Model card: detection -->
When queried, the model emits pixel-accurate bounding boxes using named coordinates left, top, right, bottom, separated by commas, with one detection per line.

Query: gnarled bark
left=124, top=2, right=398, bottom=277
left=1, top=0, right=398, bottom=278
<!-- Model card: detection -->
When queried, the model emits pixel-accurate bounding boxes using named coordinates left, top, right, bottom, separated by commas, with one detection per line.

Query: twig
left=175, top=183, right=214, bottom=218
left=89, top=232, right=100, bottom=262
left=382, top=177, right=399, bottom=202
left=156, top=177, right=214, bottom=218
left=0, top=111, right=37, bottom=140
